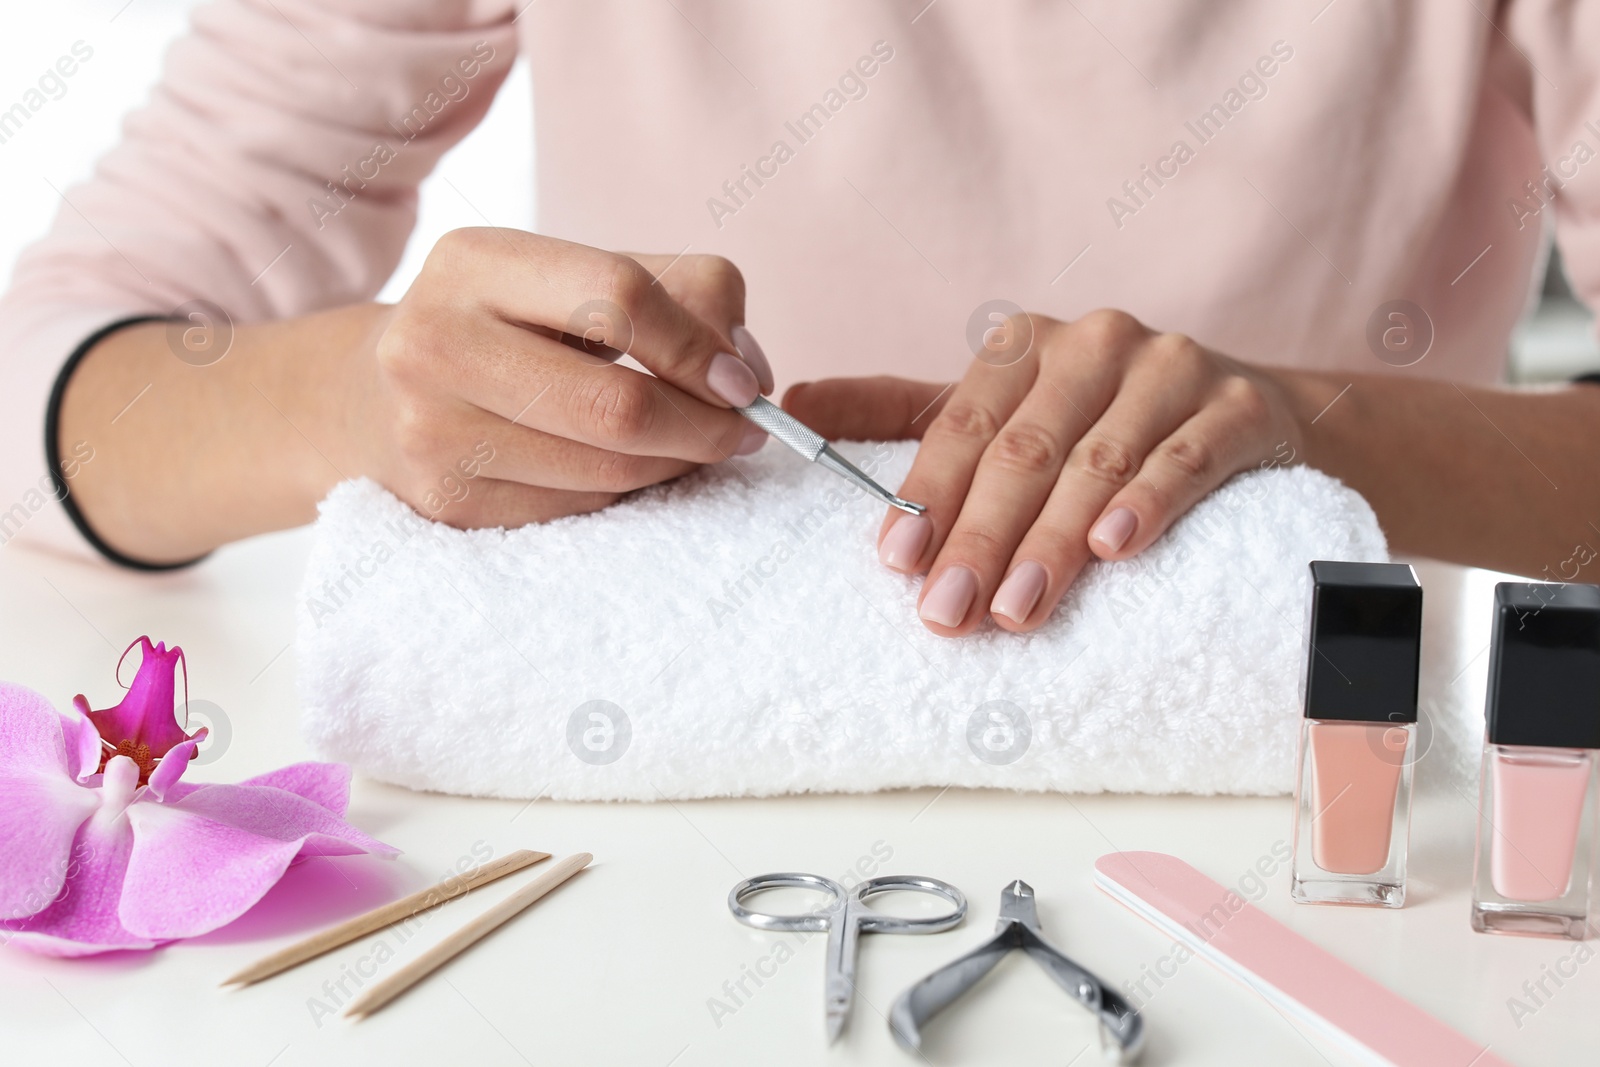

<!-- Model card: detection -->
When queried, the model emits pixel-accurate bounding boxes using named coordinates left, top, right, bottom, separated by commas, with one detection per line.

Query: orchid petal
left=144, top=755, right=332, bottom=809
left=0, top=684, right=100, bottom=919
left=237, top=761, right=353, bottom=815
left=119, top=782, right=397, bottom=938
left=62, top=700, right=106, bottom=782
left=0, top=684, right=75, bottom=774
left=146, top=738, right=202, bottom=801
left=82, top=637, right=193, bottom=763
left=0, top=796, right=155, bottom=956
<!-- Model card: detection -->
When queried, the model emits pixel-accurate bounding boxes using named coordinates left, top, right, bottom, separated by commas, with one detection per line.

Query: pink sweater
left=3, top=0, right=1597, bottom=560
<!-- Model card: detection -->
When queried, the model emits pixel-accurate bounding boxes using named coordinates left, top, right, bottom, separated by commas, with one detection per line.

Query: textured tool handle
left=739, top=397, right=826, bottom=460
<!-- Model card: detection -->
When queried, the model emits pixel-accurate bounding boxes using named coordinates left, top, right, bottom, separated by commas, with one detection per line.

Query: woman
left=2, top=0, right=1596, bottom=639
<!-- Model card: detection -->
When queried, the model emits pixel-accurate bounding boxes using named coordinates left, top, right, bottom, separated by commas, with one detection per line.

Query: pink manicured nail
left=920, top=566, right=977, bottom=628
left=708, top=351, right=760, bottom=407
left=1090, top=507, right=1138, bottom=553
left=878, top=515, right=932, bottom=571
left=991, top=560, right=1047, bottom=624
left=733, top=423, right=767, bottom=456
left=731, top=325, right=775, bottom=394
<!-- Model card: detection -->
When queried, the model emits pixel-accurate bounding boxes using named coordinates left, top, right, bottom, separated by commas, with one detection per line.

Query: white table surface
left=1, top=532, right=1596, bottom=1067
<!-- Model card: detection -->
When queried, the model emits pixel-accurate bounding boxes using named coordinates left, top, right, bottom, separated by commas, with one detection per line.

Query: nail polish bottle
left=1291, top=561, right=1422, bottom=908
left=1470, top=582, right=1600, bottom=940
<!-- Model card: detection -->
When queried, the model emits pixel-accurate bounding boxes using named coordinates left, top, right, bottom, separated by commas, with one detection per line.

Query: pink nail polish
left=731, top=325, right=775, bottom=394
left=707, top=351, right=760, bottom=407
left=1090, top=507, right=1137, bottom=553
left=733, top=424, right=767, bottom=456
left=991, top=561, right=1047, bottom=624
left=920, top=566, right=977, bottom=629
left=1291, top=562, right=1421, bottom=909
left=1471, top=583, right=1600, bottom=939
left=878, top=515, right=931, bottom=571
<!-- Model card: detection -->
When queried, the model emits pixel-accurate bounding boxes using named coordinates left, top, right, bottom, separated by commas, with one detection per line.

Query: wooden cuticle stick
left=345, top=851, right=593, bottom=1019
left=222, top=848, right=551, bottom=987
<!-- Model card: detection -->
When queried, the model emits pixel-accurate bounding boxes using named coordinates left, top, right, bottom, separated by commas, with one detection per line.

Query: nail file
left=1093, top=852, right=1511, bottom=1067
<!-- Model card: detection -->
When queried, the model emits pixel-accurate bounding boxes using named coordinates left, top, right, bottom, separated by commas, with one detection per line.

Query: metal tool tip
left=889, top=1019, right=921, bottom=1053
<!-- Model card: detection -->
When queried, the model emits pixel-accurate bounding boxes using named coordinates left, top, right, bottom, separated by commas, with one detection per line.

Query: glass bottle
left=1291, top=561, right=1422, bottom=908
left=1471, top=582, right=1600, bottom=939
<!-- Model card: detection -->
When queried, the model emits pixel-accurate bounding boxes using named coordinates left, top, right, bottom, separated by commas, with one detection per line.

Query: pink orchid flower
left=0, top=639, right=397, bottom=957
left=75, top=637, right=201, bottom=785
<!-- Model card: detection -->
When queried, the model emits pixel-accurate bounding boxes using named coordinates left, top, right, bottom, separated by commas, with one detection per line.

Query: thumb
left=624, top=251, right=774, bottom=396
left=782, top=376, right=951, bottom=441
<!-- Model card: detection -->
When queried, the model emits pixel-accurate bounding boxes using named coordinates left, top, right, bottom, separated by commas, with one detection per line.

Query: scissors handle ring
left=728, top=872, right=843, bottom=932
left=853, top=875, right=967, bottom=933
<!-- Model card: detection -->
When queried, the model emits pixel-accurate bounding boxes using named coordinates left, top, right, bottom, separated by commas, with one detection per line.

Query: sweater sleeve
left=0, top=0, right=516, bottom=562
left=1507, top=0, right=1600, bottom=334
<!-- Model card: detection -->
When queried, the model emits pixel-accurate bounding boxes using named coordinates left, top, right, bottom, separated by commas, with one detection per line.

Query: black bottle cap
left=1485, top=583, right=1600, bottom=749
left=1302, top=561, right=1422, bottom=723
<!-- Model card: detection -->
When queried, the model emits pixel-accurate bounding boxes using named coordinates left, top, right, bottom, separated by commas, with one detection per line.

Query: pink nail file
left=1093, top=852, right=1510, bottom=1067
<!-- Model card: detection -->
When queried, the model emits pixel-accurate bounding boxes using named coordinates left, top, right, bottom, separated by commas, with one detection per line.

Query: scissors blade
left=823, top=906, right=858, bottom=1044
left=825, top=991, right=849, bottom=1045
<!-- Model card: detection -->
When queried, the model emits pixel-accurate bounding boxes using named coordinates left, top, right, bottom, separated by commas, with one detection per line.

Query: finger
left=917, top=386, right=1106, bottom=635
left=418, top=320, right=758, bottom=464
left=1088, top=381, right=1279, bottom=562
left=422, top=229, right=761, bottom=408
left=627, top=252, right=773, bottom=394
left=782, top=377, right=952, bottom=441
left=631, top=252, right=743, bottom=331
left=423, top=477, right=622, bottom=530
left=898, top=311, right=1156, bottom=597
left=447, top=413, right=723, bottom=494
left=874, top=362, right=1037, bottom=579
left=913, top=331, right=1154, bottom=635
left=985, top=348, right=1210, bottom=632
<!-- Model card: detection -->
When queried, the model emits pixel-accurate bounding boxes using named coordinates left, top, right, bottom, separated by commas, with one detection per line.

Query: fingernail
left=731, top=324, right=775, bottom=394
left=733, top=423, right=767, bottom=456
left=991, top=560, right=1047, bottom=624
left=708, top=351, right=760, bottom=407
left=878, top=515, right=932, bottom=571
left=919, top=566, right=978, bottom=629
left=1090, top=506, right=1138, bottom=553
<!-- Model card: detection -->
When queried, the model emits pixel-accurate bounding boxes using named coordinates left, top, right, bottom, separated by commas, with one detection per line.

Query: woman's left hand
left=782, top=308, right=1305, bottom=636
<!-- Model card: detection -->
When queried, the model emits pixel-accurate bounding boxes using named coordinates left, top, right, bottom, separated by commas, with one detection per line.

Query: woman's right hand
left=58, top=229, right=774, bottom=562
left=341, top=229, right=773, bottom=527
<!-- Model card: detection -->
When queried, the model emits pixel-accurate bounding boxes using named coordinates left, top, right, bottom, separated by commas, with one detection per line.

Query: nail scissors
left=728, top=872, right=967, bottom=1043
left=736, top=397, right=927, bottom=515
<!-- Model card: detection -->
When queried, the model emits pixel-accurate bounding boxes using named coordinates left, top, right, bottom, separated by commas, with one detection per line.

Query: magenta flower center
left=75, top=637, right=202, bottom=787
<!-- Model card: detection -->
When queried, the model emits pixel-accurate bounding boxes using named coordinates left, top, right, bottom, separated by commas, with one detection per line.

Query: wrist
left=55, top=302, right=390, bottom=564
left=1273, top=367, right=1354, bottom=474
left=248, top=301, right=394, bottom=505
left=50, top=316, right=200, bottom=568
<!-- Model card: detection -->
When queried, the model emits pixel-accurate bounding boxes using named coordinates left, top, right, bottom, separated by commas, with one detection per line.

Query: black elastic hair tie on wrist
left=45, top=314, right=210, bottom=571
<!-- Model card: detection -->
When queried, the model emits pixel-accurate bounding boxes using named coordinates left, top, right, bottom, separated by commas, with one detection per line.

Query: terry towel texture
left=297, top=442, right=1389, bottom=801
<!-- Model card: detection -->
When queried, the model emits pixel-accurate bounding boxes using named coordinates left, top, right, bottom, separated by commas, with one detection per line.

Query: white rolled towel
left=296, top=441, right=1390, bottom=801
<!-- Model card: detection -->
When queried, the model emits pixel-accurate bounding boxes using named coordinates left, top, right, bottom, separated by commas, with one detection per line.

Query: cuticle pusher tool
left=736, top=396, right=927, bottom=516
